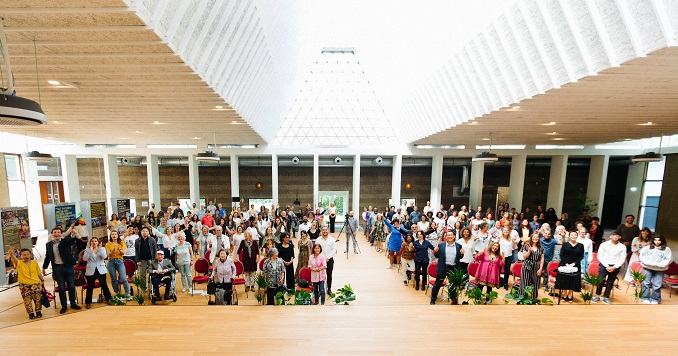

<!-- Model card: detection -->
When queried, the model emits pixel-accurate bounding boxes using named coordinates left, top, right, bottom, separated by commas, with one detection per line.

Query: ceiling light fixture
left=48, top=80, right=60, bottom=85
left=473, top=132, right=498, bottom=162
left=552, top=138, right=566, bottom=141
left=196, top=133, right=220, bottom=161
left=542, top=122, right=557, bottom=126
left=535, top=145, right=585, bottom=149
left=512, top=106, right=521, bottom=109
left=215, top=106, right=223, bottom=109
left=638, top=121, right=653, bottom=126
left=631, top=133, right=664, bottom=163
left=151, top=121, right=165, bottom=125
left=192, top=137, right=202, bottom=140
left=545, top=132, right=557, bottom=135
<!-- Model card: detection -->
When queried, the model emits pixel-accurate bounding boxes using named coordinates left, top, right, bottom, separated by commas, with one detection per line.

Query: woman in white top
left=433, top=212, right=446, bottom=233
left=417, top=215, right=430, bottom=232
left=553, top=225, right=568, bottom=263
left=232, top=226, right=245, bottom=262
left=446, top=211, right=459, bottom=228
left=576, top=227, right=593, bottom=275
left=122, top=226, right=138, bottom=262
left=456, top=227, right=476, bottom=273
left=197, top=225, right=212, bottom=259
left=499, top=226, right=518, bottom=290
left=624, top=227, right=652, bottom=282
left=327, top=202, right=338, bottom=233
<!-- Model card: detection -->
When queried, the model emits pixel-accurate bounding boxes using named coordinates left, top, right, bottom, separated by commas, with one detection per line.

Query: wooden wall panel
left=76, top=158, right=106, bottom=202
left=240, top=166, right=272, bottom=208
left=400, top=166, right=432, bottom=210
left=119, top=165, right=148, bottom=217
left=278, top=166, right=313, bottom=210
left=198, top=166, right=231, bottom=205
left=359, top=166, right=392, bottom=211
left=158, top=166, right=189, bottom=208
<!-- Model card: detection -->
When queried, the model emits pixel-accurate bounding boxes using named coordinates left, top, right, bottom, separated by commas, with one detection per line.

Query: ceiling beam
left=0, top=7, right=132, bottom=14
left=3, top=25, right=151, bottom=32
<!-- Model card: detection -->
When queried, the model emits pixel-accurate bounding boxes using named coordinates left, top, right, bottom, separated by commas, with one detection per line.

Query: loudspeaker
left=231, top=197, right=240, bottom=203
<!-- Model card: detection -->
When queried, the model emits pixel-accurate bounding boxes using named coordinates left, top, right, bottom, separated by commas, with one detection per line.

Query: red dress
left=474, top=250, right=505, bottom=287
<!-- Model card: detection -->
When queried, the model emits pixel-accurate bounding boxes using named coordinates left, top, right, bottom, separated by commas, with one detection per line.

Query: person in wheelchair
left=149, top=250, right=175, bottom=302
left=211, top=249, right=236, bottom=305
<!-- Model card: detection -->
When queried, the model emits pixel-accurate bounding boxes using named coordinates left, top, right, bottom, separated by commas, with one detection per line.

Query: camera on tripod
left=344, top=212, right=350, bottom=219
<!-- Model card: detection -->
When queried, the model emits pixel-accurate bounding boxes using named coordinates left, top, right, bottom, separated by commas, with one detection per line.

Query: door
left=40, top=181, right=65, bottom=226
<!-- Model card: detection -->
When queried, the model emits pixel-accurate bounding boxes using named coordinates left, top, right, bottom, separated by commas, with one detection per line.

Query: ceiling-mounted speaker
left=292, top=157, right=300, bottom=165
left=334, top=157, right=342, bottom=164
left=375, top=157, right=383, bottom=164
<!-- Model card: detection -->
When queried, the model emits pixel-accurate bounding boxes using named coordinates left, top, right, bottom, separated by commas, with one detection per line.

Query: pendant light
left=632, top=134, right=664, bottom=163
left=472, top=132, right=498, bottom=162
left=23, top=130, right=53, bottom=162
left=196, top=132, right=220, bottom=161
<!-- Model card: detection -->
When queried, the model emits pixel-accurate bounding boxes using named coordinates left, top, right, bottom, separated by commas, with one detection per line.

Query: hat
left=156, top=250, right=164, bottom=255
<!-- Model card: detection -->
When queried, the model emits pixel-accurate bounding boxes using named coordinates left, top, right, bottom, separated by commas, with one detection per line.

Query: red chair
left=663, top=261, right=678, bottom=298
left=80, top=280, right=101, bottom=304
left=296, top=267, right=313, bottom=293
left=546, top=261, right=560, bottom=300
left=205, top=250, right=213, bottom=271
left=592, top=253, right=599, bottom=263
left=425, top=263, right=446, bottom=295
left=233, top=261, right=247, bottom=297
left=192, top=258, right=210, bottom=295
left=511, top=262, right=523, bottom=291
left=467, top=262, right=480, bottom=289
left=625, top=261, right=644, bottom=294
left=124, top=259, right=137, bottom=296
left=259, top=258, right=266, bottom=272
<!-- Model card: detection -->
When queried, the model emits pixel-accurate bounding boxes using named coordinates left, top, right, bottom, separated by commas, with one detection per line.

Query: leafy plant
left=254, top=273, right=268, bottom=305
left=580, top=291, right=593, bottom=304
left=466, top=287, right=499, bottom=305
left=132, top=274, right=145, bottom=295
left=445, top=268, right=468, bottom=305
left=108, top=293, right=129, bottom=306
left=275, top=290, right=293, bottom=305
left=580, top=272, right=603, bottom=305
left=132, top=294, right=146, bottom=305
left=576, top=192, right=598, bottom=215
left=631, top=269, right=646, bottom=302
left=330, top=284, right=356, bottom=305
left=503, top=286, right=553, bottom=305
left=294, top=289, right=313, bottom=305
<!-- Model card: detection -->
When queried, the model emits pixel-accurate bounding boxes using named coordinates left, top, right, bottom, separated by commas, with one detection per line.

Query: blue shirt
left=444, top=242, right=457, bottom=267
left=410, top=211, right=421, bottom=224
left=541, top=237, right=557, bottom=262
left=384, top=220, right=409, bottom=252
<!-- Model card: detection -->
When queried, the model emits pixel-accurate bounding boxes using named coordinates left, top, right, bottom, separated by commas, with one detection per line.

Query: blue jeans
left=581, top=252, right=589, bottom=275
left=642, top=269, right=664, bottom=303
left=177, top=263, right=192, bottom=290
left=313, top=281, right=326, bottom=304
left=53, top=265, right=77, bottom=307
left=107, top=259, right=130, bottom=294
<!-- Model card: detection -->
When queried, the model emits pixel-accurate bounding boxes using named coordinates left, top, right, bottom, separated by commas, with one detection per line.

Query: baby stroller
left=148, top=270, right=177, bottom=304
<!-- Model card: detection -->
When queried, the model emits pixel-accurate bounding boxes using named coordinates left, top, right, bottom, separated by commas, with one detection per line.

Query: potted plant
left=503, top=286, right=553, bottom=305
left=294, top=289, right=313, bottom=305
left=330, top=284, right=356, bottom=305
left=132, top=274, right=145, bottom=296
left=445, top=268, right=468, bottom=305
left=465, top=287, right=499, bottom=305
left=581, top=273, right=602, bottom=305
left=254, top=272, right=268, bottom=305
left=108, top=293, right=129, bottom=306
left=630, top=269, right=647, bottom=303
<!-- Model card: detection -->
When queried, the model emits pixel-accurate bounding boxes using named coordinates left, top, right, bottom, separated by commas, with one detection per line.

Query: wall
left=240, top=166, right=272, bottom=207
left=656, top=154, right=677, bottom=237
left=278, top=166, right=313, bottom=209
left=440, top=166, right=465, bottom=209
left=601, top=164, right=629, bottom=228
left=119, top=166, right=148, bottom=217
left=198, top=166, right=231, bottom=204
left=522, top=165, right=550, bottom=212
left=562, top=165, right=590, bottom=218
left=400, top=166, right=432, bottom=209
left=0, top=153, right=10, bottom=207
left=77, top=158, right=106, bottom=202
left=359, top=166, right=392, bottom=210
left=319, top=166, right=353, bottom=212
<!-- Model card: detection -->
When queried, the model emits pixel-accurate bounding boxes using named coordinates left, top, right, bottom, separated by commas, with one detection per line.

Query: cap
left=156, top=250, right=164, bottom=255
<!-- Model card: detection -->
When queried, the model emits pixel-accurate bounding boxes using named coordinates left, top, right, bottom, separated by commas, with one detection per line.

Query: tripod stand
left=338, top=214, right=360, bottom=259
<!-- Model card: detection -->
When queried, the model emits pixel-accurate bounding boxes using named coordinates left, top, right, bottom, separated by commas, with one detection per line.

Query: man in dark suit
left=42, top=224, right=82, bottom=314
left=430, top=232, right=463, bottom=305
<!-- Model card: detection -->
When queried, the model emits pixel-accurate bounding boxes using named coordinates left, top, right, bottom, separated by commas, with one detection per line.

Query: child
left=5, top=246, right=44, bottom=319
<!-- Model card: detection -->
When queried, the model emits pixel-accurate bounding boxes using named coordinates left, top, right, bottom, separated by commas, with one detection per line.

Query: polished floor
left=1, top=230, right=676, bottom=354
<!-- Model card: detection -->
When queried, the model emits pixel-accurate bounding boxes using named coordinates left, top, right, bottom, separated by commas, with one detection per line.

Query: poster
left=90, top=201, right=107, bottom=239
left=116, top=199, right=130, bottom=220
left=1, top=207, right=31, bottom=253
left=54, top=204, right=77, bottom=228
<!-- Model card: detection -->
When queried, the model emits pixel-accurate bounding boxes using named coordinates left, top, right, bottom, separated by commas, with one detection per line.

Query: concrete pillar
left=271, top=154, right=279, bottom=205
left=103, top=154, right=120, bottom=218
left=469, top=161, right=485, bottom=208
left=352, top=154, right=361, bottom=215
left=147, top=154, right=161, bottom=210
left=188, top=154, right=200, bottom=208
left=0, top=153, right=9, bottom=207
left=23, top=159, right=44, bottom=231
left=622, top=162, right=645, bottom=221
left=430, top=155, right=443, bottom=211
left=313, top=154, right=319, bottom=206
left=391, top=155, right=402, bottom=207
left=586, top=155, right=609, bottom=219
left=230, top=154, right=239, bottom=209
left=547, top=155, right=568, bottom=215
left=61, top=154, right=80, bottom=202
left=508, top=155, right=527, bottom=212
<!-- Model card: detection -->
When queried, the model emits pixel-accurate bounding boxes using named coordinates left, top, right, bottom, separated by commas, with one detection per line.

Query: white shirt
left=597, top=241, right=626, bottom=268
left=315, top=235, right=337, bottom=260
left=123, top=234, right=138, bottom=257
left=499, top=238, right=513, bottom=258
left=473, top=231, right=490, bottom=253
left=577, top=237, right=594, bottom=262
left=232, top=233, right=245, bottom=252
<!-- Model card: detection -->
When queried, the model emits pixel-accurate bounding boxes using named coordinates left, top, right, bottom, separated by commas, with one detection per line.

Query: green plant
left=503, top=286, right=553, bottom=305
left=581, top=273, right=602, bottom=305
left=132, top=294, right=146, bottom=305
left=275, top=290, right=293, bottom=305
left=466, top=287, right=499, bottom=305
left=330, top=284, right=356, bottom=305
left=294, top=289, right=313, bottom=305
left=445, top=268, right=468, bottom=305
left=108, top=293, right=129, bottom=306
left=580, top=291, right=593, bottom=304
left=132, top=274, right=145, bottom=295
left=255, top=273, right=268, bottom=305
left=631, top=270, right=647, bottom=302
left=576, top=192, right=598, bottom=215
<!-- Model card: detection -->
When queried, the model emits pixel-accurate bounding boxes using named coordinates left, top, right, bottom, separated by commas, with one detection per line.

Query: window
left=4, top=154, right=27, bottom=207
left=639, top=160, right=665, bottom=230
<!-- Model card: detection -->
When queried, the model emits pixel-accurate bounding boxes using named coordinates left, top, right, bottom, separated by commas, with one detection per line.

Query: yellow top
left=14, top=259, right=41, bottom=285
left=105, top=241, right=126, bottom=259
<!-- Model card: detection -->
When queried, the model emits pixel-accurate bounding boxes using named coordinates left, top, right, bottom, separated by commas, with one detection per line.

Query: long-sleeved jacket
left=135, top=236, right=158, bottom=261
left=150, top=258, right=175, bottom=274
left=83, top=247, right=108, bottom=276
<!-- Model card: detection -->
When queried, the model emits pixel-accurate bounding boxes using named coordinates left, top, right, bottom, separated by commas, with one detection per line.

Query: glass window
left=646, top=160, right=666, bottom=181
left=639, top=159, right=665, bottom=229
left=4, top=154, right=22, bottom=180
left=7, top=181, right=27, bottom=207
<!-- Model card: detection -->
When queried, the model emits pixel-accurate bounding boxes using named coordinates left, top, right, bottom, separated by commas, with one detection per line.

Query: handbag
left=41, top=287, right=54, bottom=308
left=206, top=280, right=217, bottom=295
left=298, top=279, right=310, bottom=288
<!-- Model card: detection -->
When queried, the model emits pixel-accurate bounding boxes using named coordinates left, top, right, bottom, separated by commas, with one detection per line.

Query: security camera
left=375, top=156, right=383, bottom=164
left=292, top=157, right=300, bottom=165
left=334, top=157, right=342, bottom=164
left=121, top=157, right=130, bottom=165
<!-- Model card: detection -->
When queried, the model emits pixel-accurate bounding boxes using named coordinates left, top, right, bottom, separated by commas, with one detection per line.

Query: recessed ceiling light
left=542, top=122, right=557, bottom=126
left=545, top=131, right=558, bottom=135
left=215, top=106, right=223, bottom=109
left=48, top=80, right=60, bottom=85
left=231, top=120, right=242, bottom=124
left=512, top=106, right=521, bottom=109
left=470, top=121, right=478, bottom=125
left=638, top=121, right=653, bottom=126
left=134, top=131, right=143, bottom=134
left=624, top=138, right=632, bottom=141
left=120, top=137, right=129, bottom=140
left=482, top=138, right=490, bottom=141
left=552, top=138, right=566, bottom=141
left=151, top=121, right=165, bottom=125
left=192, top=136, right=202, bottom=140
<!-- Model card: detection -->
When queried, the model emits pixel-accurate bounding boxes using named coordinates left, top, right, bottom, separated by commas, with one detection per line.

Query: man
left=423, top=201, right=432, bottom=214
left=592, top=232, right=626, bottom=305
left=430, top=232, right=463, bottom=304
left=386, top=206, right=396, bottom=221
left=470, top=212, right=483, bottom=230
left=406, top=201, right=415, bottom=217
left=209, top=226, right=231, bottom=263
left=216, top=203, right=226, bottom=219
left=345, top=211, right=359, bottom=254
left=149, top=250, right=175, bottom=301
left=42, top=224, right=82, bottom=314
left=616, top=214, right=640, bottom=253
left=148, top=203, right=157, bottom=216
left=206, top=200, right=217, bottom=216
left=201, top=211, right=216, bottom=229
left=368, top=208, right=379, bottom=245
left=116, top=217, right=128, bottom=235
left=476, top=205, right=485, bottom=219
left=298, top=215, right=310, bottom=239
left=197, top=204, right=206, bottom=220
left=410, top=206, right=421, bottom=224
left=539, top=226, right=558, bottom=290
left=135, top=226, right=158, bottom=291
left=315, top=226, right=337, bottom=295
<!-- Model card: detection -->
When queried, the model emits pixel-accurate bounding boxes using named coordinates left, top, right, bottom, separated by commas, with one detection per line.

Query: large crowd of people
left=4, top=199, right=675, bottom=319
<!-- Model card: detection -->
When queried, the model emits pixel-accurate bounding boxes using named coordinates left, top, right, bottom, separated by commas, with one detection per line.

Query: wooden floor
left=1, top=231, right=677, bottom=354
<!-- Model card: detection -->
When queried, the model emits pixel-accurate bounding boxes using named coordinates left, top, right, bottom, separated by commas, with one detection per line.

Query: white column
left=271, top=154, right=279, bottom=204
left=508, top=155, right=527, bottom=212
left=23, top=159, right=44, bottom=231
left=313, top=154, right=319, bottom=206
left=586, top=155, right=609, bottom=219
left=188, top=154, right=200, bottom=207
left=547, top=155, right=568, bottom=215
left=103, top=154, right=120, bottom=218
left=61, top=154, right=80, bottom=202
left=352, top=154, right=361, bottom=215
left=622, top=162, right=645, bottom=221
left=469, top=161, right=485, bottom=208
left=430, top=155, right=443, bottom=211
left=391, top=155, right=402, bottom=207
left=146, top=154, right=161, bottom=210
left=230, top=154, right=239, bottom=209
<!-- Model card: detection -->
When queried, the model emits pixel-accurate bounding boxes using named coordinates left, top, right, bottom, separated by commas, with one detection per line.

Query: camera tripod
left=338, top=213, right=360, bottom=259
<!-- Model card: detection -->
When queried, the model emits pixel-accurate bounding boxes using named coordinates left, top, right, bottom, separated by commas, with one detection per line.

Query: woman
left=122, top=225, right=138, bottom=263
left=624, top=227, right=652, bottom=282
left=5, top=246, right=44, bottom=319
left=553, top=225, right=568, bottom=263
left=516, top=219, right=532, bottom=261
left=449, top=221, right=463, bottom=240
left=308, top=244, right=327, bottom=305
left=276, top=232, right=295, bottom=290
left=295, top=230, right=313, bottom=284
left=307, top=220, right=320, bottom=241
left=147, top=211, right=157, bottom=229
left=417, top=215, right=430, bottom=232
left=559, top=213, right=569, bottom=232
left=237, top=230, right=259, bottom=292
left=474, top=242, right=505, bottom=300
left=259, top=226, right=280, bottom=254
left=519, top=233, right=544, bottom=299
left=529, top=214, right=541, bottom=232
left=545, top=208, right=558, bottom=227
left=400, top=234, right=416, bottom=286
left=197, top=225, right=211, bottom=259
left=384, top=219, right=406, bottom=268
left=589, top=217, right=604, bottom=252
left=402, top=213, right=412, bottom=231
left=456, top=227, right=475, bottom=273
left=175, top=232, right=193, bottom=293
left=555, top=231, right=584, bottom=303
left=512, top=213, right=521, bottom=230
left=639, top=234, right=672, bottom=304
left=131, top=215, right=143, bottom=231
left=262, top=248, right=286, bottom=305
left=107, top=213, right=119, bottom=234
left=371, top=214, right=386, bottom=253
left=273, top=217, right=286, bottom=239
left=446, top=210, right=459, bottom=227
left=105, top=231, right=131, bottom=295
left=211, top=248, right=236, bottom=304
left=457, top=214, right=468, bottom=229
left=231, top=226, right=245, bottom=262
left=328, top=202, right=337, bottom=233
left=180, top=216, right=194, bottom=247
left=413, top=231, right=435, bottom=291
left=83, top=237, right=113, bottom=308
left=498, top=226, right=516, bottom=290
left=433, top=211, right=446, bottom=232
left=576, top=227, right=593, bottom=275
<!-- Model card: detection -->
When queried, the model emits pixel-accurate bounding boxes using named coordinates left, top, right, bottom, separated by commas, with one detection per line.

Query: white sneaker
left=591, top=296, right=600, bottom=303
left=650, top=300, right=659, bottom=305
left=181, top=288, right=186, bottom=293
left=642, top=299, right=651, bottom=304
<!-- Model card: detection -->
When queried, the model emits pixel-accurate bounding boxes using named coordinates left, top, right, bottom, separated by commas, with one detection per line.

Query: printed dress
left=519, top=245, right=544, bottom=299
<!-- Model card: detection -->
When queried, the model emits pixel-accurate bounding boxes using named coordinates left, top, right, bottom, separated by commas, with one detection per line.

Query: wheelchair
left=148, top=270, right=177, bottom=304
